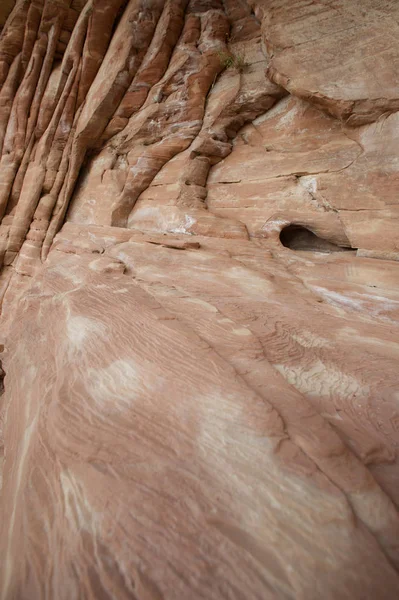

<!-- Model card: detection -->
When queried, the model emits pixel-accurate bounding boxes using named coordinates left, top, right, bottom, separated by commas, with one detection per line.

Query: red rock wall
left=1, top=1, right=399, bottom=598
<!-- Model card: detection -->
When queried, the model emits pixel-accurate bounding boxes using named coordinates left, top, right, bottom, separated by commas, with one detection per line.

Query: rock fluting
left=0, top=1, right=399, bottom=598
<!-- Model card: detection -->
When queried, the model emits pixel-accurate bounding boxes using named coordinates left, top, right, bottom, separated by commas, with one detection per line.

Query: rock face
left=257, top=0, right=399, bottom=125
left=1, top=1, right=399, bottom=598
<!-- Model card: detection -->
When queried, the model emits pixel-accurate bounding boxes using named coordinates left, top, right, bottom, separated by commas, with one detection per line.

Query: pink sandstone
left=0, top=1, right=399, bottom=598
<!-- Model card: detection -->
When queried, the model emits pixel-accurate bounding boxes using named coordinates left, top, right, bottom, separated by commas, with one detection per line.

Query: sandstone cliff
left=0, top=1, right=399, bottom=598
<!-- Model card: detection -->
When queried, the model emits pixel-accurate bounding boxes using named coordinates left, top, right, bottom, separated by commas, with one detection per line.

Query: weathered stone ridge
left=0, top=1, right=399, bottom=599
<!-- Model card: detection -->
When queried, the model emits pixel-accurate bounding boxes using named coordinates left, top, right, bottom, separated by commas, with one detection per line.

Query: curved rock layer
left=0, top=1, right=399, bottom=599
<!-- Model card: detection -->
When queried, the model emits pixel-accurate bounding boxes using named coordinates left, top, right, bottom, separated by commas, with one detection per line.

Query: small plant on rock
left=217, top=50, right=248, bottom=73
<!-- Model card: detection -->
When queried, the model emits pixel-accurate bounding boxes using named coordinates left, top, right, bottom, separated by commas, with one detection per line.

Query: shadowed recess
left=280, top=225, right=355, bottom=253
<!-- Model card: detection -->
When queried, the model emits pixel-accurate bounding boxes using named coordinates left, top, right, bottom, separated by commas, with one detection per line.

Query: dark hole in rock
left=0, top=359, right=4, bottom=396
left=280, top=225, right=355, bottom=253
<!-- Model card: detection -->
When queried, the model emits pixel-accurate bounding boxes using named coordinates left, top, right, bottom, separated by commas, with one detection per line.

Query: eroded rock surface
left=254, top=0, right=399, bottom=125
left=0, top=1, right=399, bottom=599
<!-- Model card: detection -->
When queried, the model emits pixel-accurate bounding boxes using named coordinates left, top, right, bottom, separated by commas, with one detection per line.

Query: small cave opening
left=279, top=225, right=355, bottom=253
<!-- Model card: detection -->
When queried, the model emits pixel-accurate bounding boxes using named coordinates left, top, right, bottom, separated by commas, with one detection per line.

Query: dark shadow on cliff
left=280, top=225, right=356, bottom=253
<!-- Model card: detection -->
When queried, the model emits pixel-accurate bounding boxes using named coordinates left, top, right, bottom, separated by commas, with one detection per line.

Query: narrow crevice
left=0, top=352, right=4, bottom=396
